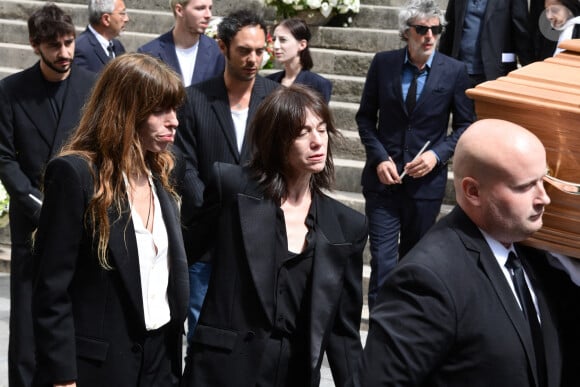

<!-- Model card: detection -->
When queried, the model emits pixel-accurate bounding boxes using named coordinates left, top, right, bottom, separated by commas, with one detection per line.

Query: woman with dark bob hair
left=32, top=53, right=189, bottom=387
left=182, top=84, right=367, bottom=387
left=267, top=18, right=333, bottom=103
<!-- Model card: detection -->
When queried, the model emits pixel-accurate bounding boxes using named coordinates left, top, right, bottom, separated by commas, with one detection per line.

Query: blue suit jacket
left=266, top=69, right=333, bottom=103
left=357, top=48, right=475, bottom=200
left=138, top=30, right=225, bottom=85
left=74, top=27, right=126, bottom=73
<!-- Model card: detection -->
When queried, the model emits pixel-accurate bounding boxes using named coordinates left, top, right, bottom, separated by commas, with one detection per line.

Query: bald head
left=453, top=119, right=551, bottom=245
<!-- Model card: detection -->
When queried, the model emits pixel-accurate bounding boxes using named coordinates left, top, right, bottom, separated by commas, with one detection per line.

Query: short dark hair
left=217, top=8, right=267, bottom=49
left=248, top=84, right=338, bottom=202
left=28, top=3, right=76, bottom=46
left=273, top=18, right=313, bottom=70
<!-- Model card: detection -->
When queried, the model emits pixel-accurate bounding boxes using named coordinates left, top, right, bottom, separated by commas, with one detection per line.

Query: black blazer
left=0, top=63, right=95, bottom=229
left=174, top=75, right=279, bottom=209
left=182, top=163, right=367, bottom=387
left=357, top=49, right=474, bottom=200
left=352, top=206, right=562, bottom=387
left=138, top=30, right=225, bottom=85
left=74, top=28, right=126, bottom=73
left=439, top=0, right=533, bottom=80
left=266, top=69, right=333, bottom=103
left=32, top=155, right=189, bottom=386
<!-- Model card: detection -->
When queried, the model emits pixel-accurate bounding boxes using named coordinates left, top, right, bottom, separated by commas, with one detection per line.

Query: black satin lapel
left=107, top=206, right=146, bottom=325
left=308, top=238, right=349, bottom=371
left=155, top=180, right=189, bottom=323
left=238, top=193, right=276, bottom=325
left=211, top=97, right=240, bottom=162
left=478, top=251, right=538, bottom=380
left=308, top=195, right=350, bottom=370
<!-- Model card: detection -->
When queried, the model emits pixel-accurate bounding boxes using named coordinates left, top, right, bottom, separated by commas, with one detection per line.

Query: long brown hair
left=60, top=53, right=185, bottom=268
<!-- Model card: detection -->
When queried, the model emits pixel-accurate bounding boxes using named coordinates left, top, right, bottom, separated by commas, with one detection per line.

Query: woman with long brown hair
left=32, top=53, right=189, bottom=387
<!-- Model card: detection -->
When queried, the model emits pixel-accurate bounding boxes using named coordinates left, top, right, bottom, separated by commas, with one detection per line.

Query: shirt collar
left=479, top=228, right=516, bottom=268
left=404, top=49, right=435, bottom=71
left=88, top=24, right=111, bottom=52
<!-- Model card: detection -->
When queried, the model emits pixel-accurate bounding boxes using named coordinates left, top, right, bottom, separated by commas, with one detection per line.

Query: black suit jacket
left=352, top=206, right=562, bottom=387
left=266, top=69, right=333, bottom=103
left=74, top=28, right=126, bottom=73
left=0, top=63, right=95, bottom=233
left=174, top=75, right=279, bottom=211
left=182, top=163, right=367, bottom=387
left=357, top=49, right=474, bottom=200
left=439, top=0, right=533, bottom=80
left=137, top=30, right=225, bottom=85
left=32, top=155, right=189, bottom=386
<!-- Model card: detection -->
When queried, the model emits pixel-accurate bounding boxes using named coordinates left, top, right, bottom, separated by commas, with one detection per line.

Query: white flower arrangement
left=0, top=182, right=9, bottom=220
left=204, top=16, right=223, bottom=40
left=264, top=0, right=360, bottom=19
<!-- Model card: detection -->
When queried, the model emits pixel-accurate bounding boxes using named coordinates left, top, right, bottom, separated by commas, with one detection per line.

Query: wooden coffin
left=466, top=40, right=580, bottom=258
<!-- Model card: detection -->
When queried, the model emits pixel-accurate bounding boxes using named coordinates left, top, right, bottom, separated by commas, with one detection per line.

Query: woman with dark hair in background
left=32, top=53, right=189, bottom=387
left=267, top=18, right=333, bottom=103
left=182, top=84, right=366, bottom=387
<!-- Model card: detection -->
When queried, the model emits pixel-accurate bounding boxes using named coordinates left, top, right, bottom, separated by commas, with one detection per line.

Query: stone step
left=311, top=47, right=375, bottom=77
left=351, top=4, right=400, bottom=29
left=310, top=26, right=402, bottom=53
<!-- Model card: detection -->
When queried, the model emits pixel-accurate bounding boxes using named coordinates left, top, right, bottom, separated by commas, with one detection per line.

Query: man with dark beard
left=0, top=4, right=95, bottom=386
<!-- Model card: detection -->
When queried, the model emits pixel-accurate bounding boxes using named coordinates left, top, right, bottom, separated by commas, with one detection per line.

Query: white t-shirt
left=231, top=108, right=249, bottom=153
left=176, top=42, right=199, bottom=87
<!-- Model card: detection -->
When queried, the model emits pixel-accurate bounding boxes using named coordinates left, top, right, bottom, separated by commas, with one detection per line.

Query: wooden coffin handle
left=543, top=169, right=580, bottom=195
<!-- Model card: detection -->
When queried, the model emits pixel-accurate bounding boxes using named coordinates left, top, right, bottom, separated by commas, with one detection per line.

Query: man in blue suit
left=357, top=0, right=475, bottom=310
left=138, top=0, right=225, bottom=344
left=75, top=0, right=129, bottom=73
left=138, top=0, right=224, bottom=87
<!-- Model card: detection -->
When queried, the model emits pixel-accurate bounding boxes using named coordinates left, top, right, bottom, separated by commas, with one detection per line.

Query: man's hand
left=376, top=158, right=401, bottom=185
left=403, top=150, right=438, bottom=179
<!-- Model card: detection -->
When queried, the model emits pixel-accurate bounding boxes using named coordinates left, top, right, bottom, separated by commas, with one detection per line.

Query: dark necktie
left=107, top=41, right=115, bottom=58
left=506, top=252, right=547, bottom=387
left=405, top=68, right=423, bottom=114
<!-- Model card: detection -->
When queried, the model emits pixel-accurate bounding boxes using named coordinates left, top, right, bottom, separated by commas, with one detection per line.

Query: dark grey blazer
left=352, top=206, right=563, bottom=387
left=182, top=163, right=367, bottom=387
left=266, top=69, right=333, bottom=103
left=439, top=0, right=534, bottom=80
left=32, top=155, right=189, bottom=386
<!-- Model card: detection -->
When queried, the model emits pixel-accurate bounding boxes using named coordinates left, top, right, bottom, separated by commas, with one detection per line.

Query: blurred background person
left=439, top=0, right=533, bottom=86
left=32, top=53, right=188, bottom=387
left=267, top=18, right=332, bottom=103
left=545, top=0, right=580, bottom=56
left=0, top=4, right=95, bottom=386
left=75, top=0, right=129, bottom=73
left=181, top=85, right=367, bottom=387
left=138, top=0, right=224, bottom=87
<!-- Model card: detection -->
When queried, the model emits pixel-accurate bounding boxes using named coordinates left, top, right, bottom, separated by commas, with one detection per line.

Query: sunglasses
left=408, top=24, right=444, bottom=35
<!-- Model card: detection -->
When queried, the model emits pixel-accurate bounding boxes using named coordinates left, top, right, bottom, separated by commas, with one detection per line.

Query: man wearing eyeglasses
left=75, top=0, right=129, bottom=73
left=439, top=0, right=533, bottom=86
left=357, top=0, right=475, bottom=311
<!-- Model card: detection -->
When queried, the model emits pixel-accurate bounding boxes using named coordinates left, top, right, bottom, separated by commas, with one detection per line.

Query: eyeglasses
left=408, top=24, right=444, bottom=35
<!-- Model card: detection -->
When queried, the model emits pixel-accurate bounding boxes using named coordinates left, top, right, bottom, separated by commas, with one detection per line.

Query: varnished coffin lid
left=466, top=40, right=580, bottom=258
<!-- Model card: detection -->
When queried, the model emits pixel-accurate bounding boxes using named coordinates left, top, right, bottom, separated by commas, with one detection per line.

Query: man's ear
left=29, top=39, right=39, bottom=55
left=101, top=13, right=111, bottom=27
left=174, top=3, right=183, bottom=18
left=462, top=177, right=482, bottom=207
left=218, top=39, right=226, bottom=55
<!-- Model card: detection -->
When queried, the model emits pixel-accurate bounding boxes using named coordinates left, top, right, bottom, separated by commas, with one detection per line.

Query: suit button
left=131, top=344, right=143, bottom=353
left=244, top=331, right=256, bottom=342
